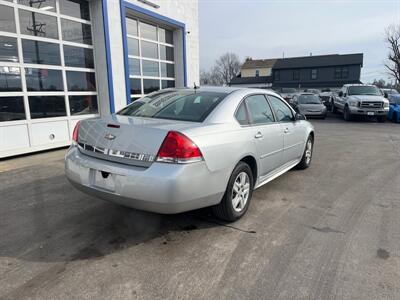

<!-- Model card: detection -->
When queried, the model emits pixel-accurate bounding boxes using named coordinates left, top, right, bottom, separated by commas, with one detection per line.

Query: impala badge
left=104, top=133, right=116, bottom=140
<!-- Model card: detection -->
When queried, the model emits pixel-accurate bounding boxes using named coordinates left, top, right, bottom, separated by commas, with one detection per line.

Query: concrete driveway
left=1, top=116, right=400, bottom=299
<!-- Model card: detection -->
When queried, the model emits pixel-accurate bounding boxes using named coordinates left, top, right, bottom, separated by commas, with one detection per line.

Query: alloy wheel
left=231, top=172, right=250, bottom=212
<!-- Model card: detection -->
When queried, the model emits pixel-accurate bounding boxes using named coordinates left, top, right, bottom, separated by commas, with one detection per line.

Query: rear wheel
left=296, top=135, right=313, bottom=170
left=212, top=162, right=253, bottom=222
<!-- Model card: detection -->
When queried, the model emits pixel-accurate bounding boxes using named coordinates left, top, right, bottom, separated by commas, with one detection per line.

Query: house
left=0, top=0, right=199, bottom=158
left=230, top=53, right=363, bottom=89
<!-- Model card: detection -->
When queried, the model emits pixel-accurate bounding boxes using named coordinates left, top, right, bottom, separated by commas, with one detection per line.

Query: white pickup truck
left=331, top=84, right=390, bottom=122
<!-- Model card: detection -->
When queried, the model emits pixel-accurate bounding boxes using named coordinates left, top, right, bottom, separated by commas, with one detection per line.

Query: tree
left=200, top=67, right=223, bottom=86
left=214, top=53, right=241, bottom=86
left=384, top=24, right=400, bottom=85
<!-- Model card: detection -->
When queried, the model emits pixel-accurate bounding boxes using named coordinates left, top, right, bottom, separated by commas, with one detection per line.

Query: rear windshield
left=117, top=90, right=228, bottom=122
left=298, top=94, right=321, bottom=104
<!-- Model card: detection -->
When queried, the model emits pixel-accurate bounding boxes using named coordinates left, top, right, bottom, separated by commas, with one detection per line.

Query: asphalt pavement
left=1, top=114, right=399, bottom=299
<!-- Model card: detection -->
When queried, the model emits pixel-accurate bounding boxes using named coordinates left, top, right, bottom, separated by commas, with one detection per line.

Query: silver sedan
left=65, top=87, right=315, bottom=221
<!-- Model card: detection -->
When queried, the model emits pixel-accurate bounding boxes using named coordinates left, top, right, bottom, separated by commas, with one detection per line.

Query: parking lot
left=1, top=114, right=400, bottom=300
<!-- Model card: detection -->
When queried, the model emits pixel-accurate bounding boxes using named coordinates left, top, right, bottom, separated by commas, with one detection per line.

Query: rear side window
left=118, top=90, right=228, bottom=122
left=246, top=94, right=275, bottom=124
left=268, top=95, right=294, bottom=122
left=235, top=101, right=249, bottom=125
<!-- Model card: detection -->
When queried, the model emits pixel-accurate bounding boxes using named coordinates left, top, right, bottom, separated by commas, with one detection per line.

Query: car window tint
left=118, top=90, right=228, bottom=122
left=235, top=101, right=249, bottom=125
left=246, top=94, right=274, bottom=124
left=268, top=95, right=294, bottom=122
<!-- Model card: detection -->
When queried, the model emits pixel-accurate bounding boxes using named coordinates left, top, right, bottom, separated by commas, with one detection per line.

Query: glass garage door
left=0, top=0, right=98, bottom=156
left=125, top=14, right=176, bottom=101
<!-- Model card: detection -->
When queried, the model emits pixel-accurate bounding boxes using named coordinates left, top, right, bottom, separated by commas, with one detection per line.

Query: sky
left=199, top=0, right=400, bottom=83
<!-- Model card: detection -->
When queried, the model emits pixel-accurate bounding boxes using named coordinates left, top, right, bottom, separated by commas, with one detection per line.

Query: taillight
left=72, top=121, right=80, bottom=144
left=156, top=131, right=203, bottom=164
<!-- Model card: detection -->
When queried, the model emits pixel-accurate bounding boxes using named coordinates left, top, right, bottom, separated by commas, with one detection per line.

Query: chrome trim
left=78, top=142, right=154, bottom=162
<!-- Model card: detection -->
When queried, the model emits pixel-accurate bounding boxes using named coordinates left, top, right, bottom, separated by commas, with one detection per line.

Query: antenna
left=194, top=82, right=199, bottom=90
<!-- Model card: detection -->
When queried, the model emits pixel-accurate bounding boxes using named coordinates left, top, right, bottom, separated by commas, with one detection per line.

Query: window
left=255, top=69, right=260, bottom=77
left=69, top=95, right=98, bottom=115
left=311, top=69, right=318, bottom=80
left=19, top=10, right=59, bottom=40
left=235, top=101, right=249, bottom=125
left=143, top=79, right=159, bottom=94
left=59, top=0, right=90, bottom=20
left=127, top=38, right=139, bottom=56
left=64, top=45, right=94, bottom=68
left=162, top=80, right=175, bottom=89
left=0, top=36, right=19, bottom=63
left=293, top=70, right=300, bottom=81
left=130, top=78, right=141, bottom=95
left=268, top=95, right=294, bottom=122
left=0, top=97, right=25, bottom=121
left=119, top=91, right=228, bottom=122
left=161, top=63, right=174, bottom=78
left=0, top=5, right=16, bottom=33
left=25, top=68, right=63, bottom=91
left=28, top=96, right=66, bottom=119
left=61, top=19, right=92, bottom=44
left=246, top=94, right=274, bottom=124
left=22, top=39, right=61, bottom=65
left=141, top=41, right=158, bottom=59
left=0, top=67, right=22, bottom=92
left=125, top=16, right=176, bottom=99
left=128, top=58, right=141, bottom=76
left=142, top=60, right=159, bottom=77
left=66, top=71, right=96, bottom=91
left=159, top=28, right=173, bottom=44
left=18, top=0, right=56, bottom=12
left=160, top=45, right=174, bottom=61
left=140, top=22, right=157, bottom=41
left=28, top=96, right=67, bottom=119
left=274, top=70, right=280, bottom=81
left=335, top=67, right=349, bottom=79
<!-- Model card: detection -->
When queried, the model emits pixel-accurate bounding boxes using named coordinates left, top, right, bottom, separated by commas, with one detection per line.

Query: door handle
left=284, top=127, right=290, bottom=134
left=254, top=132, right=263, bottom=139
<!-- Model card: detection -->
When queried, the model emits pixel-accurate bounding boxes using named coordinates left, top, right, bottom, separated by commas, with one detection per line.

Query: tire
left=296, top=135, right=314, bottom=170
left=212, top=161, right=254, bottom=222
left=377, top=116, right=386, bottom=123
left=343, top=106, right=352, bottom=121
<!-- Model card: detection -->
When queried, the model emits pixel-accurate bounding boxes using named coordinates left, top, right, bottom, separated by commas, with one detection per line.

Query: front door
left=245, top=94, right=284, bottom=176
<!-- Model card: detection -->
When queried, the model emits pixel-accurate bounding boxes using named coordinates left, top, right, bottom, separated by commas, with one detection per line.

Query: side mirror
left=384, top=92, right=388, bottom=98
left=338, top=91, right=343, bottom=97
left=295, top=113, right=306, bottom=121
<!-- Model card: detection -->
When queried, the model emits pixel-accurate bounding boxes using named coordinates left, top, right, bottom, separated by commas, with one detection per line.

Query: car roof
left=343, top=84, right=376, bottom=87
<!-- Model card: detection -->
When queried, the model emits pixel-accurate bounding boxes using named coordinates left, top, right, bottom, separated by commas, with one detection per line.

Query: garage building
left=0, top=0, right=199, bottom=158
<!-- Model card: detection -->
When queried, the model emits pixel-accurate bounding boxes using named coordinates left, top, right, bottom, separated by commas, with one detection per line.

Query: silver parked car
left=292, top=93, right=327, bottom=119
left=65, top=87, right=315, bottom=221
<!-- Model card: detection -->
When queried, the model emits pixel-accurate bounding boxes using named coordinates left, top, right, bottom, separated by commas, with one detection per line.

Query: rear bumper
left=65, top=146, right=226, bottom=214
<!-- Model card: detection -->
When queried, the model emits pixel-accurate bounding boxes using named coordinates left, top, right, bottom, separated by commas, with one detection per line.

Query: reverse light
left=156, top=131, right=203, bottom=164
left=72, top=121, right=80, bottom=145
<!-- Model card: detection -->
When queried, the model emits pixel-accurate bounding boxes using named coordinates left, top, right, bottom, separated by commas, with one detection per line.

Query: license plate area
left=367, top=112, right=375, bottom=116
left=90, top=169, right=116, bottom=192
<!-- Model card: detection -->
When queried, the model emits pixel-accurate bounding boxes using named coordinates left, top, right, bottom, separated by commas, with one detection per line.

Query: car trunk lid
left=77, top=115, right=202, bottom=168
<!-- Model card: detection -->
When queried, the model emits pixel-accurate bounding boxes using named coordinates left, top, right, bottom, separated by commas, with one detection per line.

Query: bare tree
left=200, top=67, right=223, bottom=86
left=214, top=53, right=241, bottom=86
left=385, top=24, right=400, bottom=85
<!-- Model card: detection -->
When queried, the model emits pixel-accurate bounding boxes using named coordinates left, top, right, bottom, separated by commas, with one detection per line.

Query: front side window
left=268, top=95, right=294, bottom=122
left=118, top=91, right=228, bottom=122
left=246, top=94, right=274, bottom=124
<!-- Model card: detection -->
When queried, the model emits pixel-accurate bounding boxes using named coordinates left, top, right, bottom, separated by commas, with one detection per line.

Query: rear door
left=267, top=95, right=305, bottom=164
left=244, top=94, right=284, bottom=176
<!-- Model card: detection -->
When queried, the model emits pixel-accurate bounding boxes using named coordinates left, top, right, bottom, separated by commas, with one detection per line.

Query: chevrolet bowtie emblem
left=104, top=133, right=116, bottom=140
